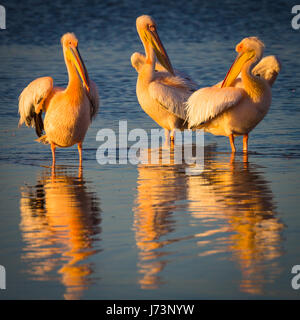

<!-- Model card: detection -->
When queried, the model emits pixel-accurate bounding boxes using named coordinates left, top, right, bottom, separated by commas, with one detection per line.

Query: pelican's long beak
left=69, top=46, right=90, bottom=92
left=145, top=27, right=174, bottom=75
left=221, top=50, right=255, bottom=88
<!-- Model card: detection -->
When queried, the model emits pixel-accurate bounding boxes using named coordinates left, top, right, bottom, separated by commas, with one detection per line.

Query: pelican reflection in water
left=133, top=148, right=189, bottom=289
left=133, top=147, right=284, bottom=294
left=19, top=166, right=101, bottom=300
left=187, top=153, right=284, bottom=294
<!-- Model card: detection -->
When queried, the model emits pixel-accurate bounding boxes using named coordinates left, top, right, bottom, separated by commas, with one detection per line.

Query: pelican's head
left=222, top=37, right=265, bottom=88
left=136, top=15, right=174, bottom=75
left=61, top=33, right=90, bottom=92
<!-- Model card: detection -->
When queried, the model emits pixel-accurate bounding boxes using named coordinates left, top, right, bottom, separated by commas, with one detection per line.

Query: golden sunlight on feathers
left=18, top=33, right=99, bottom=165
left=186, top=37, right=280, bottom=152
left=134, top=15, right=196, bottom=142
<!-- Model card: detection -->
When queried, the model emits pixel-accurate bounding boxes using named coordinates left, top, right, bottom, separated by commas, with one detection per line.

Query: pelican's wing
left=157, top=68, right=198, bottom=91
left=149, top=76, right=194, bottom=119
left=18, top=77, right=53, bottom=137
left=131, top=52, right=198, bottom=91
left=186, top=86, right=245, bottom=128
left=252, top=55, right=281, bottom=87
left=86, top=80, right=100, bottom=120
left=172, top=69, right=198, bottom=91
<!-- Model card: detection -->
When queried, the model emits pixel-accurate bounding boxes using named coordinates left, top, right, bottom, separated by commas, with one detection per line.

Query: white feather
left=172, top=69, right=198, bottom=91
left=186, top=87, right=244, bottom=128
left=87, top=79, right=100, bottom=120
left=252, top=55, right=281, bottom=86
left=149, top=78, right=192, bottom=119
left=18, top=77, right=53, bottom=127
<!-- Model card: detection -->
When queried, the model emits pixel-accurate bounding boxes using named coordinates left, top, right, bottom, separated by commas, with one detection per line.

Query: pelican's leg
left=78, top=165, right=82, bottom=179
left=170, top=129, right=175, bottom=143
left=78, top=142, right=83, bottom=166
left=51, top=142, right=56, bottom=166
left=243, top=134, right=248, bottom=153
left=51, top=164, right=56, bottom=181
left=229, top=134, right=236, bottom=153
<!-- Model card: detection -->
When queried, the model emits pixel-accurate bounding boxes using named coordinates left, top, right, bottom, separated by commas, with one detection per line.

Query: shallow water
left=0, top=0, right=300, bottom=299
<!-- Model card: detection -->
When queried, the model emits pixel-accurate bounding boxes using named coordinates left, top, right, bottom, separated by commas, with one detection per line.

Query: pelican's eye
left=237, top=43, right=244, bottom=52
left=149, top=25, right=156, bottom=32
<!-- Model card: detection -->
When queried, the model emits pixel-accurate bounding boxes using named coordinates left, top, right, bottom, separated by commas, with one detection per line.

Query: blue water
left=0, top=0, right=300, bottom=299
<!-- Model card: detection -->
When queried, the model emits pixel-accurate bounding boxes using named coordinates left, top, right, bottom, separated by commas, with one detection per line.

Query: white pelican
left=134, top=15, right=196, bottom=142
left=186, top=37, right=280, bottom=152
left=18, top=33, right=99, bottom=165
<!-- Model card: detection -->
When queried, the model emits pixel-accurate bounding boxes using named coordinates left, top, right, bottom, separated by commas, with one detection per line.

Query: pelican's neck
left=241, top=56, right=265, bottom=102
left=64, top=56, right=84, bottom=97
left=138, top=40, right=155, bottom=83
left=145, top=40, right=155, bottom=66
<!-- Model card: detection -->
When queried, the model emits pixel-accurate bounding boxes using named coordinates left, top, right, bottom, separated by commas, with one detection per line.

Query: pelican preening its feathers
left=18, top=18, right=281, bottom=165
left=132, top=16, right=280, bottom=151
left=186, top=37, right=281, bottom=152
left=214, top=55, right=281, bottom=89
left=18, top=33, right=99, bottom=165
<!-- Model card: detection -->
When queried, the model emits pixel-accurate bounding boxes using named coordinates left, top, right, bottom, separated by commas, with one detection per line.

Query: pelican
left=18, top=33, right=99, bottom=165
left=134, top=15, right=196, bottom=142
left=186, top=37, right=280, bottom=152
